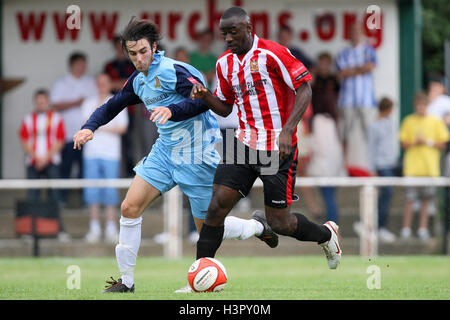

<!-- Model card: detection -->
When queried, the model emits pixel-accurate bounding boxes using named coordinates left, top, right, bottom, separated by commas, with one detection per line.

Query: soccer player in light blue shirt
left=73, top=18, right=272, bottom=293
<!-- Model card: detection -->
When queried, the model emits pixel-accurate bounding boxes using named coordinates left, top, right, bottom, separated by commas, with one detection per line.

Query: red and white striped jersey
left=19, top=110, right=65, bottom=166
left=214, top=35, right=312, bottom=151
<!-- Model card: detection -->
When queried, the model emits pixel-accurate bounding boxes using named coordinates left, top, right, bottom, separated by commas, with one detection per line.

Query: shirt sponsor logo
left=155, top=76, right=162, bottom=88
left=250, top=59, right=259, bottom=73
left=144, top=93, right=169, bottom=106
left=271, top=200, right=286, bottom=204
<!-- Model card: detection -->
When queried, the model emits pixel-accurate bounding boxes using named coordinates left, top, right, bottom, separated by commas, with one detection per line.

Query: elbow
left=217, top=109, right=232, bottom=117
left=214, top=103, right=233, bottom=117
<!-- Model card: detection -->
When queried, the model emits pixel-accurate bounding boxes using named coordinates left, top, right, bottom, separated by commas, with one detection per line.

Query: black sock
left=292, top=213, right=331, bottom=244
left=196, top=223, right=224, bottom=259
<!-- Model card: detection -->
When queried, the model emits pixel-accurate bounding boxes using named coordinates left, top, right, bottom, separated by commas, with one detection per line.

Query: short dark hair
left=279, top=25, right=293, bottom=34
left=112, top=34, right=122, bottom=45
left=414, top=91, right=429, bottom=106
left=198, top=28, right=214, bottom=38
left=34, top=88, right=49, bottom=98
left=378, top=97, right=393, bottom=112
left=68, top=51, right=86, bottom=66
left=317, top=51, right=333, bottom=62
left=221, top=6, right=248, bottom=20
left=121, top=17, right=162, bottom=53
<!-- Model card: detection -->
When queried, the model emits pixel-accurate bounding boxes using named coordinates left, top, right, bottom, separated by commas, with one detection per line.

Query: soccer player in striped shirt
left=73, top=17, right=277, bottom=293
left=188, top=7, right=342, bottom=270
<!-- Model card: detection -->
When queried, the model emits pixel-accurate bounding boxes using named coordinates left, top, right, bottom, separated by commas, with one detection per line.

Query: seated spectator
left=399, top=92, right=449, bottom=241
left=366, top=97, right=398, bottom=243
left=19, top=89, right=68, bottom=241
left=81, top=74, right=128, bottom=244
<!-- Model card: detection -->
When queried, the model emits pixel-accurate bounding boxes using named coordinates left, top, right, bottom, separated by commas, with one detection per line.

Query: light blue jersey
left=132, top=52, right=221, bottom=155
left=81, top=51, right=221, bottom=218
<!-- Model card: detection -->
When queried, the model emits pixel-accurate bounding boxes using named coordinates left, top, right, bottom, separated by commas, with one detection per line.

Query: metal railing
left=1, top=177, right=449, bottom=258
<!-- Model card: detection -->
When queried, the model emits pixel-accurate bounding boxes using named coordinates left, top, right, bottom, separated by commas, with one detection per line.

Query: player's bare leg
left=264, top=206, right=341, bottom=269
left=103, top=175, right=161, bottom=293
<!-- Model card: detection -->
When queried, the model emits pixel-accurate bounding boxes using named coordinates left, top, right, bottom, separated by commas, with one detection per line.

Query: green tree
left=422, top=0, right=450, bottom=80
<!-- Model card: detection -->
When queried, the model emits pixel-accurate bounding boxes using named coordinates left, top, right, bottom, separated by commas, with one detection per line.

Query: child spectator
left=367, top=97, right=398, bottom=243
left=399, top=91, right=449, bottom=241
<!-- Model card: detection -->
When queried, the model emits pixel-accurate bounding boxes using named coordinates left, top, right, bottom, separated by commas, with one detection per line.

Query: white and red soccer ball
left=187, top=257, right=228, bottom=292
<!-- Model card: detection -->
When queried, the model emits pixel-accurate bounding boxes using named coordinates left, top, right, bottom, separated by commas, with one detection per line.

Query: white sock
left=223, top=216, right=264, bottom=240
left=89, top=219, right=101, bottom=235
left=115, top=216, right=142, bottom=288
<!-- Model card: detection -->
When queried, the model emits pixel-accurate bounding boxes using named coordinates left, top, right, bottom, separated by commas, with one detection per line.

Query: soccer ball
left=187, top=257, right=228, bottom=292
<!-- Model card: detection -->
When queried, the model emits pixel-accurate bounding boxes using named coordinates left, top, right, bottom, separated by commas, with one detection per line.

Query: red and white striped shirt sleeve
left=214, top=55, right=235, bottom=105
left=266, top=44, right=312, bottom=91
left=56, top=117, right=65, bottom=142
left=19, top=119, right=29, bottom=141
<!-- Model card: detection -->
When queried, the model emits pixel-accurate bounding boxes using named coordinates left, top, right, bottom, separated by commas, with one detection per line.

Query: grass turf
left=0, top=255, right=448, bottom=300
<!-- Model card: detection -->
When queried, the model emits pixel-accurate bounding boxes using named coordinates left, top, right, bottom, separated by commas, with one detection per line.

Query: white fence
left=1, top=177, right=449, bottom=258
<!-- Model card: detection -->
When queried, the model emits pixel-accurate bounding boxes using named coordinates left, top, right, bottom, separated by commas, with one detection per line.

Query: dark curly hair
left=120, top=17, right=162, bottom=54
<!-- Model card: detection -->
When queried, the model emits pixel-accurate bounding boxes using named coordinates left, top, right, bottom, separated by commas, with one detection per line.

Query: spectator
left=50, top=52, right=97, bottom=204
left=19, top=89, right=68, bottom=241
left=399, top=92, right=449, bottom=241
left=81, top=74, right=128, bottom=244
left=426, top=74, right=450, bottom=119
left=310, top=52, right=339, bottom=123
left=173, top=46, right=190, bottom=64
left=366, top=97, right=398, bottom=243
left=307, top=52, right=345, bottom=223
left=296, top=103, right=323, bottom=219
left=189, top=29, right=218, bottom=91
left=336, top=21, right=377, bottom=176
left=104, top=35, right=137, bottom=177
left=277, top=25, right=313, bottom=69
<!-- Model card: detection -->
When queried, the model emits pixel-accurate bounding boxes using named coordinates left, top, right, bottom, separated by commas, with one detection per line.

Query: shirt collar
left=145, top=50, right=165, bottom=75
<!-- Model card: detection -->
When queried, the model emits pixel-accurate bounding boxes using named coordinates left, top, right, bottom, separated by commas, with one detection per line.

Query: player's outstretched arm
left=73, top=128, right=93, bottom=150
left=190, top=83, right=233, bottom=117
left=80, top=71, right=142, bottom=133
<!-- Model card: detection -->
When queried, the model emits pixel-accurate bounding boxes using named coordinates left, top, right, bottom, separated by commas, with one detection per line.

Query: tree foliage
left=422, top=0, right=450, bottom=78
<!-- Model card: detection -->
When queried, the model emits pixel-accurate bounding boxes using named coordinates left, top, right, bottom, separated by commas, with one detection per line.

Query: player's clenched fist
left=73, top=129, right=94, bottom=150
left=190, top=83, right=209, bottom=100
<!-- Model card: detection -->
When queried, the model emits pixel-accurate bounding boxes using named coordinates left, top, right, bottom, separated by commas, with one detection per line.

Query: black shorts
left=214, top=137, right=298, bottom=208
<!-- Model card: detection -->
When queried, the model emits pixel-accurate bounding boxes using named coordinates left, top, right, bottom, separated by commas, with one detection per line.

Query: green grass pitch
left=0, top=255, right=448, bottom=300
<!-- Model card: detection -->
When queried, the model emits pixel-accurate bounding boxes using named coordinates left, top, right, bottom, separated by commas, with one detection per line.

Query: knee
left=267, top=215, right=295, bottom=236
left=120, top=199, right=140, bottom=219
left=205, top=197, right=228, bottom=225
